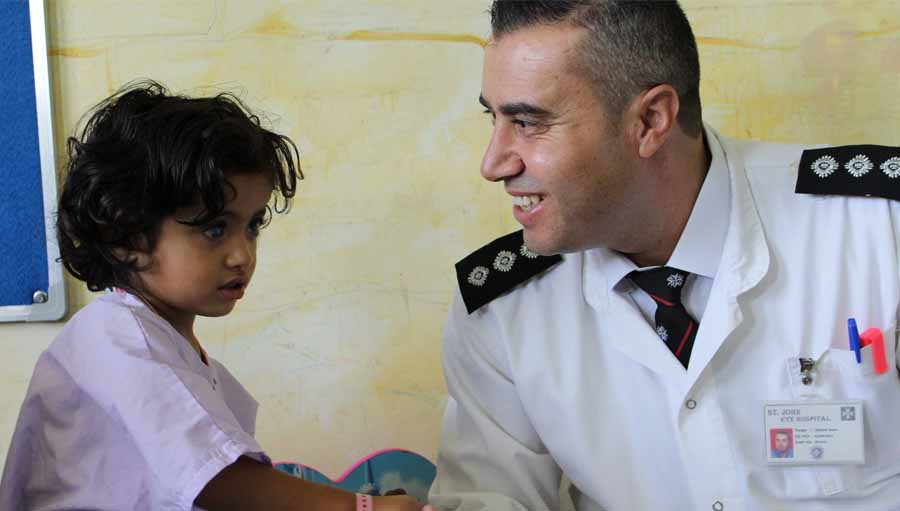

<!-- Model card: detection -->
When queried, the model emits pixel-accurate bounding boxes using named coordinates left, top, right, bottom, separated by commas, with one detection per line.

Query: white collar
left=600, top=123, right=732, bottom=291
left=666, top=124, right=731, bottom=279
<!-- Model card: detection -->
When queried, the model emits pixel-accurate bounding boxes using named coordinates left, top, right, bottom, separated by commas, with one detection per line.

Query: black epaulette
left=455, top=230, right=562, bottom=314
left=796, top=144, right=900, bottom=200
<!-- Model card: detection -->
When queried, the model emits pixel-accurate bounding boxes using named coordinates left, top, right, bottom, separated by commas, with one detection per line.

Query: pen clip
left=848, top=318, right=862, bottom=364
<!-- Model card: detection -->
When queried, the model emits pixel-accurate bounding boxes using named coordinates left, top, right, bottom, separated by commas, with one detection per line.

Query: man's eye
left=513, top=118, right=535, bottom=129
left=204, top=224, right=226, bottom=239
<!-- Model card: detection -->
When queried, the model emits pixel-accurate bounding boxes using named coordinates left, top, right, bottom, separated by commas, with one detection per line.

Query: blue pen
left=847, top=318, right=861, bottom=363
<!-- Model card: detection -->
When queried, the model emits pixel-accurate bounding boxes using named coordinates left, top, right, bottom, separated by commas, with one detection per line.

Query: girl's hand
left=373, top=495, right=434, bottom=511
left=196, top=457, right=437, bottom=511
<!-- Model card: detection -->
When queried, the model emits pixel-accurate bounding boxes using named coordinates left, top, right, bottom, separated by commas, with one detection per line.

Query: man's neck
left=627, top=132, right=711, bottom=268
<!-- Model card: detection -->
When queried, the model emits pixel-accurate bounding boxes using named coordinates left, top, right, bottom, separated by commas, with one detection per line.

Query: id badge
left=764, top=401, right=864, bottom=465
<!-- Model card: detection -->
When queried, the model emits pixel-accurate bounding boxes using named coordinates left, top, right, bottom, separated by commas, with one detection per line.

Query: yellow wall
left=1, top=0, right=899, bottom=479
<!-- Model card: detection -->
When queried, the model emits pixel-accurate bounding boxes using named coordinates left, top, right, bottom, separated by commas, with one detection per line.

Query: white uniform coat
left=0, top=292, right=269, bottom=511
left=430, top=128, right=900, bottom=511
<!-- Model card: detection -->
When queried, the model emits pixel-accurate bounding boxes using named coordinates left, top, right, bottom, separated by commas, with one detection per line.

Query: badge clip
left=799, top=357, right=816, bottom=385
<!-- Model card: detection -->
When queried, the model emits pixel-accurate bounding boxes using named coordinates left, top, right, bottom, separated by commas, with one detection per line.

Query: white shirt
left=609, top=129, right=731, bottom=324
left=0, top=292, right=269, bottom=511
left=430, top=127, right=900, bottom=511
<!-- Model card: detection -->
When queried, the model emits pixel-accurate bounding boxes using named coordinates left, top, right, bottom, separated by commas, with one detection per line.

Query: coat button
left=712, top=501, right=724, bottom=511
left=685, top=399, right=697, bottom=409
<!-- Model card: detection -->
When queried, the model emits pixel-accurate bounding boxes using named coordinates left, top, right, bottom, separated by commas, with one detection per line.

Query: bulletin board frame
left=0, top=0, right=66, bottom=322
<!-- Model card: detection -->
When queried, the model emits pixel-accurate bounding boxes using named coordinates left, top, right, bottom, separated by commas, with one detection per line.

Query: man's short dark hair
left=56, top=80, right=302, bottom=292
left=490, top=0, right=703, bottom=137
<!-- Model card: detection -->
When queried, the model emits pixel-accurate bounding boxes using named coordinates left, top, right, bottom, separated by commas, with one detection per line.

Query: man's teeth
left=513, top=195, right=543, bottom=211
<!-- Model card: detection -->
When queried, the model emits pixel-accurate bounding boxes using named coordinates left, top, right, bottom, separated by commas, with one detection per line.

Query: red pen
left=860, top=327, right=888, bottom=374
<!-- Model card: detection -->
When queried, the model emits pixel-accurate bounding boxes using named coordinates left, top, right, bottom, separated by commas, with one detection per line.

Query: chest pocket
left=782, top=329, right=900, bottom=498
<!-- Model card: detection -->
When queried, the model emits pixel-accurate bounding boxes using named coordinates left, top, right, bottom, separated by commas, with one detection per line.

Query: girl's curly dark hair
left=56, top=80, right=302, bottom=292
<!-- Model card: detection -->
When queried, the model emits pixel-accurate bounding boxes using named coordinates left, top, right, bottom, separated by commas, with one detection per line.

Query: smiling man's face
left=479, top=23, right=642, bottom=255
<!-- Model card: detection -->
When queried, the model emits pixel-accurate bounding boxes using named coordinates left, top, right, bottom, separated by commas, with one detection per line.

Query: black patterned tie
left=627, top=267, right=698, bottom=369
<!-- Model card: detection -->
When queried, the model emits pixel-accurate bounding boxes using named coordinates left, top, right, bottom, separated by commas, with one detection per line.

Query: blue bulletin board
left=0, top=0, right=66, bottom=322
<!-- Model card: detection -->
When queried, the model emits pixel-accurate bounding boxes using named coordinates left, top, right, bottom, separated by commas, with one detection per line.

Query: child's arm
left=195, top=456, right=424, bottom=511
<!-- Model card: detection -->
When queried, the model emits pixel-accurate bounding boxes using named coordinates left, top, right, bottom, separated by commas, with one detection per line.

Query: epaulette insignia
left=796, top=144, right=900, bottom=200
left=455, top=230, right=562, bottom=314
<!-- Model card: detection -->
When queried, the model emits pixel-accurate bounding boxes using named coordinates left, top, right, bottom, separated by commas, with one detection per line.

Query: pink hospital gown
left=0, top=292, right=270, bottom=510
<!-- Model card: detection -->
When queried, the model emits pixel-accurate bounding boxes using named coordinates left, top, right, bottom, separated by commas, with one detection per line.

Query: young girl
left=0, top=82, right=427, bottom=511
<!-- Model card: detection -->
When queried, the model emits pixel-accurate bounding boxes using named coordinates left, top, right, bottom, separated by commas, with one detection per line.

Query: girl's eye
left=204, top=223, right=226, bottom=239
left=248, top=215, right=268, bottom=237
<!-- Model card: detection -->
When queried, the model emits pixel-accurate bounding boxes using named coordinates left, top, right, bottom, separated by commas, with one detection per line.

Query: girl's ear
left=112, top=246, right=151, bottom=268
left=129, top=251, right=152, bottom=268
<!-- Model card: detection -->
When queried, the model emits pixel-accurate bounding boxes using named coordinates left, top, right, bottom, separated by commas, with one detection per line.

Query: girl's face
left=134, top=172, right=274, bottom=340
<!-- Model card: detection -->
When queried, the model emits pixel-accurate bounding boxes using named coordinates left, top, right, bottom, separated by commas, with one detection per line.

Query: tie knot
left=628, top=266, right=689, bottom=305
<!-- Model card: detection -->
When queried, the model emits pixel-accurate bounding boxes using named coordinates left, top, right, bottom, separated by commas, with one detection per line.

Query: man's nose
left=480, top=124, right=523, bottom=182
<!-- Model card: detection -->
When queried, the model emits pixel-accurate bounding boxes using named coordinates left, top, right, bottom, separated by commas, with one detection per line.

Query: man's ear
left=628, top=84, right=680, bottom=159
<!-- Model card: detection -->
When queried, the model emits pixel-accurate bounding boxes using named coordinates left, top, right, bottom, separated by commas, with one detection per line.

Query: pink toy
left=859, top=327, right=888, bottom=374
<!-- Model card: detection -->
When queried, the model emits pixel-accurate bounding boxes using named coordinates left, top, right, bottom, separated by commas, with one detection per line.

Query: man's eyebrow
left=478, top=94, right=554, bottom=119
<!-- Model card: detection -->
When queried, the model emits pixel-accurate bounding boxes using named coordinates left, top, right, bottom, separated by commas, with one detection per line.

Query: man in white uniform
left=429, top=1, right=900, bottom=510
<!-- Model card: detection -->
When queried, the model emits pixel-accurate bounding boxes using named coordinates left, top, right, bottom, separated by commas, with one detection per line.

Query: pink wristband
left=356, top=493, right=373, bottom=511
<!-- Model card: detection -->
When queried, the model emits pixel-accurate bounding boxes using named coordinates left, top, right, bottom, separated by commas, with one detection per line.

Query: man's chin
left=522, top=230, right=564, bottom=257
left=523, top=229, right=604, bottom=256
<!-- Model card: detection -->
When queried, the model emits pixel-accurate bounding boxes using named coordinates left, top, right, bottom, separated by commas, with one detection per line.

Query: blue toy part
left=274, top=448, right=436, bottom=503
